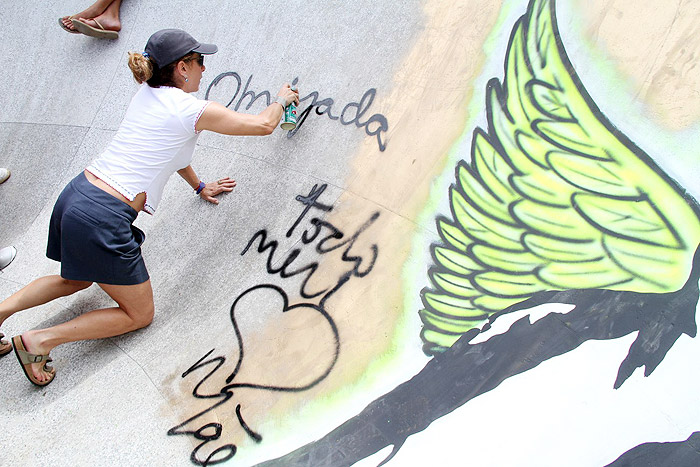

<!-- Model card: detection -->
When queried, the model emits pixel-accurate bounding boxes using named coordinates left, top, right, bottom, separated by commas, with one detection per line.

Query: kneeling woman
left=0, top=29, right=299, bottom=386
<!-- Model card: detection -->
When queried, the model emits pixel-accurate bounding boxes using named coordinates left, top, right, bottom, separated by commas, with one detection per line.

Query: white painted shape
left=385, top=309, right=700, bottom=467
left=470, top=302, right=577, bottom=345
left=353, top=446, right=395, bottom=467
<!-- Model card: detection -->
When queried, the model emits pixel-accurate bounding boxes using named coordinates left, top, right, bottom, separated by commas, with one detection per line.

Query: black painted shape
left=170, top=183, right=381, bottom=465
left=241, top=230, right=330, bottom=299
left=236, top=404, right=263, bottom=443
left=256, top=246, right=700, bottom=466
left=224, top=284, right=341, bottom=387
left=204, top=71, right=389, bottom=151
left=287, top=184, right=332, bottom=238
left=605, top=431, right=700, bottom=467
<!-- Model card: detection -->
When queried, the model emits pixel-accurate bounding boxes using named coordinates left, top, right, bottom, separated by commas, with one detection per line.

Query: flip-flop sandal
left=70, top=18, right=119, bottom=40
left=58, top=15, right=81, bottom=34
left=0, top=332, right=11, bottom=356
left=12, top=335, right=56, bottom=387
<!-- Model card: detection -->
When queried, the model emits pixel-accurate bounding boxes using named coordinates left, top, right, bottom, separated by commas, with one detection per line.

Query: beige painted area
left=575, top=0, right=700, bottom=130
left=166, top=0, right=508, bottom=454
left=169, top=0, right=700, bottom=459
left=346, top=0, right=506, bottom=218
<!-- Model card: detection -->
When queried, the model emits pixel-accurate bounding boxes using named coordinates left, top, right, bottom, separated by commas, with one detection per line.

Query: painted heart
left=225, top=284, right=340, bottom=391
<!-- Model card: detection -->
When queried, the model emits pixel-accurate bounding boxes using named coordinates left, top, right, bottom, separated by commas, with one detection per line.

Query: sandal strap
left=92, top=19, right=105, bottom=31
left=16, top=347, right=51, bottom=364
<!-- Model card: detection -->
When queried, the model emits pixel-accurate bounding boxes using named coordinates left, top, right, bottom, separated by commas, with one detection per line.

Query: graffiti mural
left=169, top=184, right=380, bottom=465
left=7, top=1, right=700, bottom=466
left=259, top=0, right=700, bottom=465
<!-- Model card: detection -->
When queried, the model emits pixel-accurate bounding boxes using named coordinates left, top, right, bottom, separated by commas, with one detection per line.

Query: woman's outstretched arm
left=196, top=84, right=299, bottom=136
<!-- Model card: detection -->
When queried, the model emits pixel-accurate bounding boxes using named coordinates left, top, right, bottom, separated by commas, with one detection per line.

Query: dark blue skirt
left=47, top=172, right=149, bottom=285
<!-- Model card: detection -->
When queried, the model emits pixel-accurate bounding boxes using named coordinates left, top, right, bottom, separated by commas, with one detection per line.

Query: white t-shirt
left=87, top=84, right=210, bottom=214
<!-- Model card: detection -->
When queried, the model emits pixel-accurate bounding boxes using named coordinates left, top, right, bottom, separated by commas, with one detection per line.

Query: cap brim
left=193, top=43, right=218, bottom=55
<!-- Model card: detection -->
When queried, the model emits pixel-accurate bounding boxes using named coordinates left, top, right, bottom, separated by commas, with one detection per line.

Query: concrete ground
left=2, top=1, right=700, bottom=466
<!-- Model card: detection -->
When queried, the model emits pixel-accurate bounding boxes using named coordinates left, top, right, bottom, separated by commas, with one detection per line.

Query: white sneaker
left=0, top=246, right=17, bottom=270
left=0, top=168, right=9, bottom=184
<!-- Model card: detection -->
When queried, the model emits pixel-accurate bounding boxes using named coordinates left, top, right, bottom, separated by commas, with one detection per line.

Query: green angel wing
left=419, top=0, right=700, bottom=355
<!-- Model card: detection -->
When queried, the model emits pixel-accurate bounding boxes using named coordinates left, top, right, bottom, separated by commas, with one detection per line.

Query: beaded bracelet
left=195, top=181, right=205, bottom=195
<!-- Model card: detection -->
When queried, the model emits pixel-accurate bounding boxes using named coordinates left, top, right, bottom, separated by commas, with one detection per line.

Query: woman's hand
left=199, top=177, right=237, bottom=204
left=277, top=84, right=300, bottom=107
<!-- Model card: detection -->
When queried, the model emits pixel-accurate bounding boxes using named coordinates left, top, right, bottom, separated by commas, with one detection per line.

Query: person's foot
left=0, top=246, right=16, bottom=271
left=0, top=332, right=11, bottom=356
left=0, top=168, right=9, bottom=184
left=74, top=13, right=121, bottom=34
left=59, top=2, right=109, bottom=33
left=16, top=332, right=55, bottom=385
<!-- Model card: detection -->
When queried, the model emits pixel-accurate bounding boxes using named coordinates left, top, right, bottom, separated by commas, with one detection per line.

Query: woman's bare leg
left=60, top=0, right=114, bottom=31
left=76, top=0, right=123, bottom=32
left=20, top=279, right=154, bottom=383
left=0, top=275, right=92, bottom=327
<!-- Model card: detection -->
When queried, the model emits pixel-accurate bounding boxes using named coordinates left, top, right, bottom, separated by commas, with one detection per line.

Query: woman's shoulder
left=154, top=86, right=207, bottom=107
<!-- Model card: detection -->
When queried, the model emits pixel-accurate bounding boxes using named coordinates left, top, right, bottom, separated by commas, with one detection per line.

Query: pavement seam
left=113, top=340, right=171, bottom=404
left=195, top=142, right=438, bottom=237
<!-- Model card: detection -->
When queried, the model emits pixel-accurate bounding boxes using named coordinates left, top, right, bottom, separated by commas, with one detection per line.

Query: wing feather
left=433, top=246, right=481, bottom=275
left=457, top=161, right=513, bottom=223
left=419, top=0, right=700, bottom=355
left=451, top=188, right=524, bottom=249
left=512, top=199, right=600, bottom=240
left=430, top=271, right=481, bottom=297
left=523, top=234, right=602, bottom=262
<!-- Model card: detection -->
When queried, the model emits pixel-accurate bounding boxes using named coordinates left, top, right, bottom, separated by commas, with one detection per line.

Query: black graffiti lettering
left=236, top=404, right=263, bottom=443
left=170, top=389, right=238, bottom=466
left=339, top=89, right=388, bottom=151
left=174, top=184, right=380, bottom=465
left=302, top=218, right=345, bottom=246
left=181, top=349, right=227, bottom=398
left=364, top=114, right=389, bottom=152
left=169, top=350, right=240, bottom=465
left=241, top=231, right=328, bottom=299
left=315, top=212, right=380, bottom=278
left=300, top=218, right=325, bottom=244
left=314, top=98, right=339, bottom=120
left=340, top=88, right=374, bottom=126
left=235, top=74, right=271, bottom=112
left=287, top=184, right=332, bottom=238
left=204, top=72, right=242, bottom=109
left=194, top=422, right=223, bottom=441
left=205, top=72, right=389, bottom=151
left=191, top=424, right=237, bottom=467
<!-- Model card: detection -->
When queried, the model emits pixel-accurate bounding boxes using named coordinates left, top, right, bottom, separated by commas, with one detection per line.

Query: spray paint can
left=280, top=86, right=298, bottom=130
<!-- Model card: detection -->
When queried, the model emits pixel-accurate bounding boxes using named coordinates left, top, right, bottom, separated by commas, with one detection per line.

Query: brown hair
left=127, top=52, right=199, bottom=88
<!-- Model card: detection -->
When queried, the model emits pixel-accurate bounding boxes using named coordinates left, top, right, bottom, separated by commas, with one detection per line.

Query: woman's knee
left=99, top=280, right=154, bottom=330
left=129, top=303, right=154, bottom=329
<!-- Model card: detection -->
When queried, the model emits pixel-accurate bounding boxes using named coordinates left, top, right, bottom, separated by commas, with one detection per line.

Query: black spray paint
left=605, top=431, right=700, bottom=467
left=259, top=246, right=700, bottom=466
left=168, top=184, right=380, bottom=466
left=205, top=74, right=389, bottom=151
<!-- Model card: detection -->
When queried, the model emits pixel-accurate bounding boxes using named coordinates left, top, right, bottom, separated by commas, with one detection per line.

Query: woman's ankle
left=0, top=311, right=10, bottom=328
left=23, top=330, right=55, bottom=355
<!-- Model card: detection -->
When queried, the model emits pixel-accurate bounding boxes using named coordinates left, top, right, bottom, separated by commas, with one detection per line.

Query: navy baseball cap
left=144, top=29, right=218, bottom=67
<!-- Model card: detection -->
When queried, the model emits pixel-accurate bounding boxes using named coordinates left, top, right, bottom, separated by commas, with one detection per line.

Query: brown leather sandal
left=0, top=332, right=11, bottom=356
left=12, top=335, right=56, bottom=387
